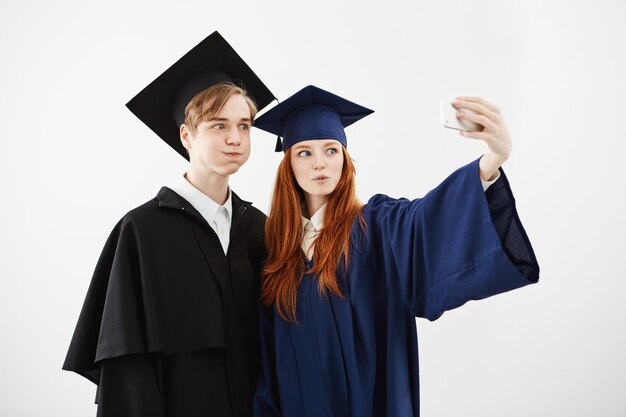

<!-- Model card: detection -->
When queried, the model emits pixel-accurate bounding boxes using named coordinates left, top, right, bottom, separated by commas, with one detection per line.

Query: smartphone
left=439, top=99, right=481, bottom=132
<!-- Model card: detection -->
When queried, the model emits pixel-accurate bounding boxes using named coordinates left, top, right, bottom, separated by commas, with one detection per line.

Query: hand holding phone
left=440, top=99, right=482, bottom=132
left=439, top=96, right=513, bottom=181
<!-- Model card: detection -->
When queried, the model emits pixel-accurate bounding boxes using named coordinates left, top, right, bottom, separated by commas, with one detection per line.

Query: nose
left=313, top=155, right=326, bottom=171
left=226, top=126, right=241, bottom=146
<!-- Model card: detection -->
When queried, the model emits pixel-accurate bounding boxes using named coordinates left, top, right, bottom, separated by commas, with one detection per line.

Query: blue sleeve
left=252, top=305, right=281, bottom=417
left=363, top=158, right=539, bottom=320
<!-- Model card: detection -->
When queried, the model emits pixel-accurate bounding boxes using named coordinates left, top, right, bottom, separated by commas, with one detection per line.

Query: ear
left=180, top=124, right=194, bottom=151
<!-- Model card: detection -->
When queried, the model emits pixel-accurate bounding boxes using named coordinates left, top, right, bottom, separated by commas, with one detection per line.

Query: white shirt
left=481, top=173, right=499, bottom=190
left=301, top=204, right=326, bottom=261
left=299, top=176, right=499, bottom=261
left=169, top=174, right=232, bottom=255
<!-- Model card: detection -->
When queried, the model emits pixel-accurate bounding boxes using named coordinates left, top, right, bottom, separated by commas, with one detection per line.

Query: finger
left=459, top=130, right=492, bottom=141
left=456, top=96, right=500, bottom=114
left=454, top=100, right=499, bottom=123
left=458, top=111, right=497, bottom=131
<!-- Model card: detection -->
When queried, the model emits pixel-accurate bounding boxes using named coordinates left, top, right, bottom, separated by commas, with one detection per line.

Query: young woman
left=252, top=85, right=539, bottom=417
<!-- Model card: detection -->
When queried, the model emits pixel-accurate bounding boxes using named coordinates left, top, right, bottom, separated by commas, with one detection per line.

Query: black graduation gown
left=63, top=187, right=266, bottom=417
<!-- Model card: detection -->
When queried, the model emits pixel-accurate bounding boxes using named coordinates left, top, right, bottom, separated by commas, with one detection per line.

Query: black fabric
left=63, top=188, right=266, bottom=417
left=485, top=168, right=540, bottom=282
left=96, top=350, right=233, bottom=417
left=96, top=354, right=166, bottom=417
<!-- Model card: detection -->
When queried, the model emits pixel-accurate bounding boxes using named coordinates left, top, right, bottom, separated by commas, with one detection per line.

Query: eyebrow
left=317, top=140, right=339, bottom=148
left=208, top=117, right=252, bottom=122
left=292, top=140, right=339, bottom=151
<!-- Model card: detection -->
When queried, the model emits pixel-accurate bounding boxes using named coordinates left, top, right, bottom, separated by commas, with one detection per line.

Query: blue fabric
left=284, top=105, right=347, bottom=148
left=253, top=85, right=374, bottom=151
left=253, top=159, right=539, bottom=417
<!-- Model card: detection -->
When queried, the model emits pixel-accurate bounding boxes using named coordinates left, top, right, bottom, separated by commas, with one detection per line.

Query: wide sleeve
left=63, top=217, right=151, bottom=382
left=252, top=305, right=281, bottom=417
left=363, top=158, right=539, bottom=321
left=96, top=354, right=166, bottom=417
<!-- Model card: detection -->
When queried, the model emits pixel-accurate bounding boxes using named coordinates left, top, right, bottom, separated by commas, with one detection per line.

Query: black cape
left=63, top=187, right=266, bottom=417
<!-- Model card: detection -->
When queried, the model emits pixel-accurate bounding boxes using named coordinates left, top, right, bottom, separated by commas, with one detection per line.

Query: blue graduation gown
left=254, top=159, right=539, bottom=417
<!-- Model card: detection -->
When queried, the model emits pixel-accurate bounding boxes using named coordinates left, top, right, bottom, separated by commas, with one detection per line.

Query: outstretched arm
left=363, top=160, right=539, bottom=320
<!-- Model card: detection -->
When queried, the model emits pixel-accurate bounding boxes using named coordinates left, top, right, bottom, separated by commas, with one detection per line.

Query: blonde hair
left=184, top=82, right=257, bottom=134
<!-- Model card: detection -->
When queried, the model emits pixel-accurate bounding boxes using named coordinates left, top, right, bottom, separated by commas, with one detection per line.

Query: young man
left=63, top=32, right=275, bottom=417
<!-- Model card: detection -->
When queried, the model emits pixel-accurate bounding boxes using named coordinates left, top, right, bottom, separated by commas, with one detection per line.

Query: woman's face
left=290, top=139, right=344, bottom=201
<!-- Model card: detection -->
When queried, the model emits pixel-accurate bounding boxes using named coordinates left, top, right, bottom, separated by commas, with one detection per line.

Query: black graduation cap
left=126, top=31, right=276, bottom=160
left=253, top=85, right=373, bottom=152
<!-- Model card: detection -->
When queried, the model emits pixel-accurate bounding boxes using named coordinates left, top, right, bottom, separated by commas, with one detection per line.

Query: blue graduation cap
left=253, top=85, right=374, bottom=152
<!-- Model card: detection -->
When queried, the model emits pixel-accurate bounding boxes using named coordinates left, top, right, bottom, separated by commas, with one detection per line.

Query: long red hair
left=262, top=146, right=364, bottom=322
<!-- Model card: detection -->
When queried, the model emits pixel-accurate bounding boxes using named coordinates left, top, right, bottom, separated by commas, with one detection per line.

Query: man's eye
left=212, top=123, right=225, bottom=130
left=239, top=123, right=250, bottom=130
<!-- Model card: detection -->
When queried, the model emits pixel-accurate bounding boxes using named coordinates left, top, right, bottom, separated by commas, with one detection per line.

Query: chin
left=222, top=167, right=241, bottom=176
left=304, top=188, right=334, bottom=198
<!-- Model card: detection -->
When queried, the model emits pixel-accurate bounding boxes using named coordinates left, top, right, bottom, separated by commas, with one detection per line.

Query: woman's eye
left=326, top=148, right=338, bottom=155
left=298, top=150, right=311, bottom=157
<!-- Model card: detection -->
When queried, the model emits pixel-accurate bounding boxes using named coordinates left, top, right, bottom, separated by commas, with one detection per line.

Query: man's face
left=183, top=94, right=252, bottom=177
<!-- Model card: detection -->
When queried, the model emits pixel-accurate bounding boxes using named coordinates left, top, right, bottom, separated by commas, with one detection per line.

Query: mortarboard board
left=253, top=85, right=373, bottom=152
left=126, top=31, right=275, bottom=160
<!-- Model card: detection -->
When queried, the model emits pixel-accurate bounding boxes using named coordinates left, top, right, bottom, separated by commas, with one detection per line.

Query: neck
left=305, top=194, right=327, bottom=219
left=185, top=166, right=230, bottom=205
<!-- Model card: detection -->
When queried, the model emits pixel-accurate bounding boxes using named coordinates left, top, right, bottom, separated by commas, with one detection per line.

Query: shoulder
left=232, top=191, right=265, bottom=218
left=112, top=189, right=186, bottom=237
left=361, top=193, right=413, bottom=219
left=115, top=196, right=167, bottom=229
left=241, top=204, right=267, bottom=242
left=233, top=192, right=267, bottom=229
left=363, top=193, right=397, bottom=211
left=244, top=204, right=267, bottom=222
left=122, top=197, right=160, bottom=221
left=93, top=198, right=159, bottom=252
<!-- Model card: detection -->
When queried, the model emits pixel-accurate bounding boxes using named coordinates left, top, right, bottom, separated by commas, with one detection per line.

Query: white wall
left=1, top=0, right=625, bottom=415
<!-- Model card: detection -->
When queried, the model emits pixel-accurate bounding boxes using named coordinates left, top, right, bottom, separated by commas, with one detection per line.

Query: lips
left=313, top=175, right=329, bottom=180
left=224, top=152, right=242, bottom=157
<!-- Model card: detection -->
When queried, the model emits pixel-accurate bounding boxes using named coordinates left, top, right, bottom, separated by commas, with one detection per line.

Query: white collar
left=301, top=203, right=327, bottom=232
left=169, top=173, right=232, bottom=225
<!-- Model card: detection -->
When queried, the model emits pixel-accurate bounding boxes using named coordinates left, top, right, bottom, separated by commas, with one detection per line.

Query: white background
left=1, top=0, right=625, bottom=416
